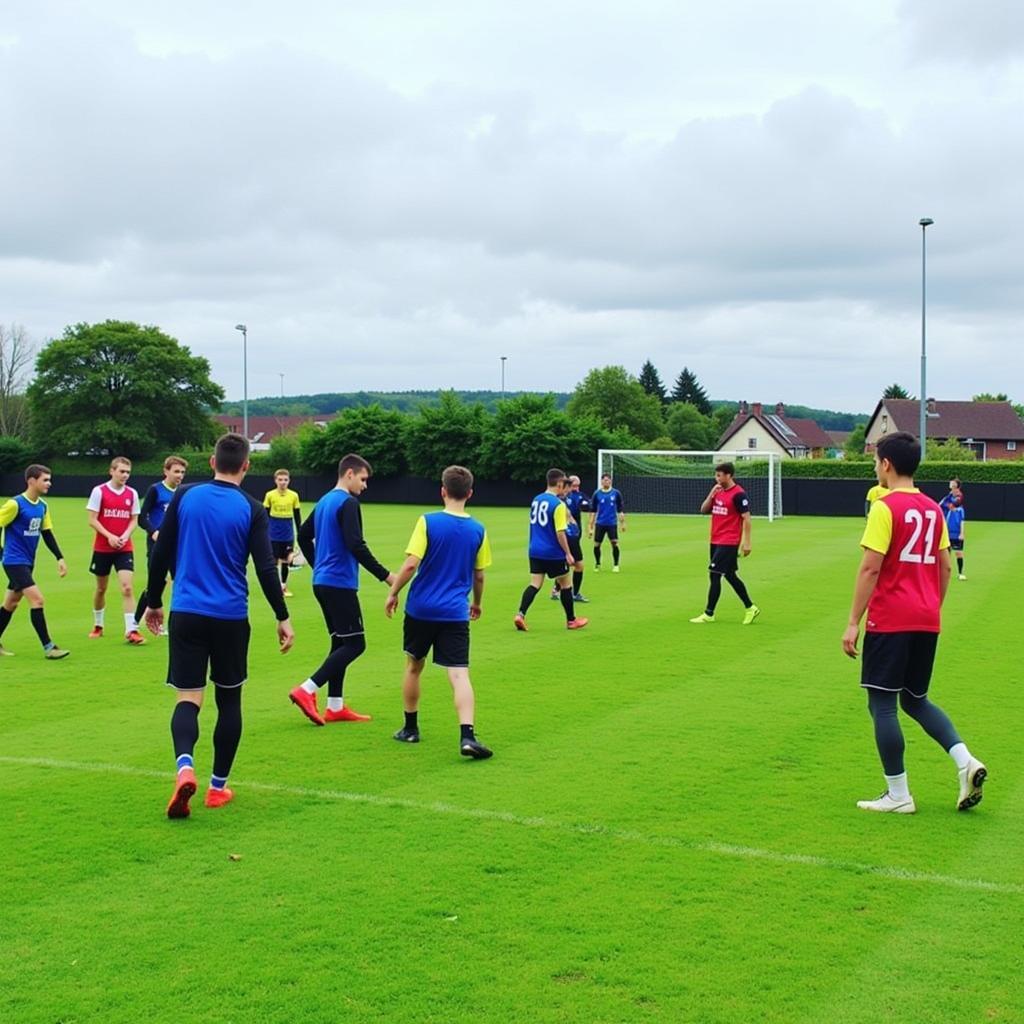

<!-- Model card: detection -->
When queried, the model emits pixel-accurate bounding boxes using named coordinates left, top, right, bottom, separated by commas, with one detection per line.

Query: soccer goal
left=596, top=450, right=783, bottom=520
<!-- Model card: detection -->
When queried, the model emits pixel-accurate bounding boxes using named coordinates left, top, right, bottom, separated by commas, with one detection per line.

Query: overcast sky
left=2, top=1, right=1022, bottom=412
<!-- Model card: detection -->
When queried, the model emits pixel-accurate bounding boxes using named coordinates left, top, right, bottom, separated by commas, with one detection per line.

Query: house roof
left=213, top=413, right=337, bottom=443
left=867, top=400, right=1024, bottom=441
left=827, top=430, right=853, bottom=447
left=718, top=409, right=834, bottom=452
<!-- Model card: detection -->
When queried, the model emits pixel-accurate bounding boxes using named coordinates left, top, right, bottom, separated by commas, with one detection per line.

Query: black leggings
left=706, top=571, right=751, bottom=614
left=311, top=633, right=367, bottom=698
left=866, top=688, right=962, bottom=776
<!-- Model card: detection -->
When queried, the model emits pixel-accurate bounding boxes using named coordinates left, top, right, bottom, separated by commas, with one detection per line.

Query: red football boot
left=205, top=786, right=235, bottom=809
left=166, top=768, right=197, bottom=819
left=324, top=706, right=372, bottom=723
left=289, top=686, right=325, bottom=726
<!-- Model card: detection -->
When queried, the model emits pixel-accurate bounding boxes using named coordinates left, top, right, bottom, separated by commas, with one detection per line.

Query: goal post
left=596, top=449, right=783, bottom=520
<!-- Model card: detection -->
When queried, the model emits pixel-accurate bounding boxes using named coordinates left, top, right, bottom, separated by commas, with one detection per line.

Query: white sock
left=949, top=742, right=972, bottom=771
left=885, top=772, right=910, bottom=800
left=94, top=609, right=105, bottom=627
left=124, top=613, right=137, bottom=634
left=327, top=696, right=343, bottom=712
left=300, top=679, right=318, bottom=695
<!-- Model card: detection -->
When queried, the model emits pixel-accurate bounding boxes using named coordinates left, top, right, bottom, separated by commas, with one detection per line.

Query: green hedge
left=782, top=460, right=1024, bottom=482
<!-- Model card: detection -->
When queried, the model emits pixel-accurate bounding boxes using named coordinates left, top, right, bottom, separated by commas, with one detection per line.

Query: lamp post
left=234, top=324, right=248, bottom=441
left=500, top=355, right=507, bottom=398
left=279, top=372, right=285, bottom=399
left=918, top=218, right=933, bottom=448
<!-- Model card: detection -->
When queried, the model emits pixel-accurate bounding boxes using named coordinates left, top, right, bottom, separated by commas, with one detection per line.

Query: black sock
left=957, top=557, right=964, bottom=574
left=171, top=701, right=200, bottom=760
left=404, top=711, right=419, bottom=732
left=30, top=607, right=52, bottom=648
left=460, top=723, right=475, bottom=741
left=0, top=606, right=12, bottom=640
left=572, top=570, right=583, bottom=595
left=593, top=545, right=601, bottom=565
left=612, top=545, right=620, bottom=566
left=280, top=563, right=289, bottom=585
left=519, top=585, right=540, bottom=615
left=559, top=587, right=575, bottom=622
left=212, top=685, right=243, bottom=781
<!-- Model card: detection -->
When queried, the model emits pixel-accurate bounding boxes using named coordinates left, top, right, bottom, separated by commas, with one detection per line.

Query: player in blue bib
left=940, top=479, right=966, bottom=580
left=550, top=474, right=589, bottom=603
left=385, top=465, right=494, bottom=759
left=0, top=464, right=70, bottom=659
left=134, top=455, right=187, bottom=631
left=588, top=473, right=625, bottom=571
left=514, top=468, right=588, bottom=632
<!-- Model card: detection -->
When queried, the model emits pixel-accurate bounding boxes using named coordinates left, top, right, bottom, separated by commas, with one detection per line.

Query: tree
left=670, top=367, right=712, bottom=416
left=882, top=383, right=913, bottom=400
left=566, top=366, right=664, bottom=442
left=26, top=321, right=223, bottom=459
left=297, top=404, right=408, bottom=477
left=405, top=391, right=488, bottom=479
left=972, top=392, right=1008, bottom=402
left=0, top=323, right=35, bottom=438
left=637, top=360, right=667, bottom=405
left=665, top=403, right=714, bottom=449
left=844, top=423, right=869, bottom=459
left=925, top=437, right=978, bottom=462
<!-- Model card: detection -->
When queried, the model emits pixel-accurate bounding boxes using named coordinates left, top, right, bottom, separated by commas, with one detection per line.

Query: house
left=716, top=402, right=835, bottom=459
left=863, top=399, right=1024, bottom=461
left=213, top=414, right=337, bottom=452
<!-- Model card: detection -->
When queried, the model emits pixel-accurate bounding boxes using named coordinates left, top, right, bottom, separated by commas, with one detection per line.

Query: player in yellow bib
left=263, top=469, right=302, bottom=597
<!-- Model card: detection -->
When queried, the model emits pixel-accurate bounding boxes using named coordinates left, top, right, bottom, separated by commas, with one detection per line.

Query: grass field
left=2, top=497, right=1022, bottom=1024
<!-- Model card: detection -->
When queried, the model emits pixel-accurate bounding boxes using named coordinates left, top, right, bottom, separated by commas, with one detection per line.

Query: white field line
left=3, top=755, right=1020, bottom=896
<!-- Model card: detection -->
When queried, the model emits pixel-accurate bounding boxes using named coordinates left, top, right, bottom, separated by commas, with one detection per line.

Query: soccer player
left=588, top=473, right=624, bottom=572
left=385, top=465, right=494, bottom=759
left=514, top=468, right=588, bottom=632
left=689, top=461, right=760, bottom=625
left=263, top=469, right=302, bottom=597
left=0, top=464, right=70, bottom=659
left=842, top=432, right=986, bottom=814
left=940, top=479, right=966, bottom=580
left=289, top=453, right=395, bottom=726
left=145, top=433, right=294, bottom=819
left=864, top=482, right=889, bottom=516
left=552, top=474, right=588, bottom=602
left=87, top=456, right=144, bottom=644
left=134, top=455, right=187, bottom=631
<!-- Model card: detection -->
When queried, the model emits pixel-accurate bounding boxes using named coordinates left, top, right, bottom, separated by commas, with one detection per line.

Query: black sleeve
left=293, top=507, right=302, bottom=533
left=732, top=490, right=750, bottom=514
left=248, top=502, right=290, bottom=620
left=297, top=512, right=316, bottom=568
left=146, top=487, right=184, bottom=609
left=138, top=485, right=159, bottom=536
left=340, top=499, right=390, bottom=582
left=41, top=529, right=64, bottom=561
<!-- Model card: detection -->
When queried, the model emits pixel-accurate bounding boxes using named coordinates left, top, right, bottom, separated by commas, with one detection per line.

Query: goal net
left=596, top=450, right=783, bottom=520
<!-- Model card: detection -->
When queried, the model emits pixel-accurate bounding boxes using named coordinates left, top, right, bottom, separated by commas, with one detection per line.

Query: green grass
left=2, top=499, right=1022, bottom=1024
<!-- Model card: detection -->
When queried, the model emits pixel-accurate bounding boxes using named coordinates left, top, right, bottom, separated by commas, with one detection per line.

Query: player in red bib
left=86, top=456, right=145, bottom=644
left=842, top=431, right=986, bottom=814
left=690, top=461, right=760, bottom=625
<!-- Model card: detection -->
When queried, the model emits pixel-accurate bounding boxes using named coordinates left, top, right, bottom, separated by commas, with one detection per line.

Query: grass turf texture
left=1, top=498, right=1022, bottom=1024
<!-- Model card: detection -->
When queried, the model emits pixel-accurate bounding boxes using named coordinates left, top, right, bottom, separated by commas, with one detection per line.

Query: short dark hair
left=547, top=467, right=567, bottom=487
left=949, top=477, right=961, bottom=487
left=164, top=455, right=188, bottom=471
left=715, top=461, right=735, bottom=477
left=25, top=464, right=51, bottom=482
left=338, top=453, right=372, bottom=477
left=442, top=465, right=474, bottom=500
left=875, top=431, right=920, bottom=477
left=601, top=472, right=612, bottom=481
left=214, top=432, right=250, bottom=474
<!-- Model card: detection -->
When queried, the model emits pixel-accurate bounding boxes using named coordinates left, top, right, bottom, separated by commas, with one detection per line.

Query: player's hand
left=286, top=551, right=295, bottom=565
left=842, top=625, right=860, bottom=659
left=620, top=522, right=627, bottom=533
left=469, top=604, right=482, bottom=621
left=385, top=593, right=399, bottom=618
left=566, top=554, right=576, bottom=567
left=277, top=619, right=295, bottom=653
left=144, top=607, right=164, bottom=636
left=741, top=544, right=751, bottom=557
left=152, top=530, right=160, bottom=542
left=113, top=534, right=125, bottom=549
left=57, top=559, right=68, bottom=578
left=710, top=483, right=724, bottom=495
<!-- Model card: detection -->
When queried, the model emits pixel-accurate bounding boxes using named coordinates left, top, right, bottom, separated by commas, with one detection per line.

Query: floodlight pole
left=918, top=218, right=933, bottom=448
left=500, top=355, right=507, bottom=398
left=279, top=372, right=285, bottom=399
left=235, top=324, right=248, bottom=441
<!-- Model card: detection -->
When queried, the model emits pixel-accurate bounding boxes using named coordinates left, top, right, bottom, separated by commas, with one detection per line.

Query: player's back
left=407, top=511, right=487, bottom=621
left=528, top=492, right=564, bottom=559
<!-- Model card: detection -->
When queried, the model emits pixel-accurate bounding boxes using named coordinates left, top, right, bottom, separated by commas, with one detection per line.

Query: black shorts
left=567, top=535, right=584, bottom=562
left=403, top=615, right=470, bottom=668
left=271, top=540, right=294, bottom=561
left=708, top=544, right=739, bottom=575
left=313, top=585, right=364, bottom=637
left=593, top=524, right=619, bottom=543
left=861, top=631, right=939, bottom=697
left=167, top=611, right=251, bottom=689
left=530, top=557, right=569, bottom=579
left=4, top=564, right=36, bottom=592
left=90, top=551, right=135, bottom=576
left=950, top=538, right=964, bottom=552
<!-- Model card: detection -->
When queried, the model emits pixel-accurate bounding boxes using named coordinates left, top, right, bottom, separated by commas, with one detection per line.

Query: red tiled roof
left=718, top=409, right=834, bottom=453
left=869, top=400, right=1024, bottom=441
left=213, top=414, right=336, bottom=442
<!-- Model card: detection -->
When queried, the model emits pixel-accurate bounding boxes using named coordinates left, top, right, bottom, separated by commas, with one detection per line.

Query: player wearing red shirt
left=842, top=432, right=986, bottom=814
left=87, top=456, right=145, bottom=645
left=690, top=462, right=760, bottom=625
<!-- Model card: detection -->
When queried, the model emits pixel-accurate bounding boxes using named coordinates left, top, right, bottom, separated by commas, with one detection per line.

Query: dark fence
left=3, top=473, right=1022, bottom=521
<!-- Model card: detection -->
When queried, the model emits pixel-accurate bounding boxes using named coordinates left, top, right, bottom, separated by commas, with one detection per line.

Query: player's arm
left=247, top=503, right=294, bottom=651
left=615, top=491, right=626, bottom=530
left=138, top=485, right=158, bottom=536
left=470, top=531, right=491, bottom=620
left=739, top=511, right=752, bottom=556
left=385, top=554, right=421, bottom=618
left=0, top=500, right=18, bottom=529
left=553, top=502, right=574, bottom=564
left=38, top=507, right=68, bottom=576
left=586, top=492, right=598, bottom=535
left=340, top=500, right=394, bottom=584
left=842, top=502, right=890, bottom=658
left=700, top=484, right=723, bottom=514
left=297, top=513, right=316, bottom=567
